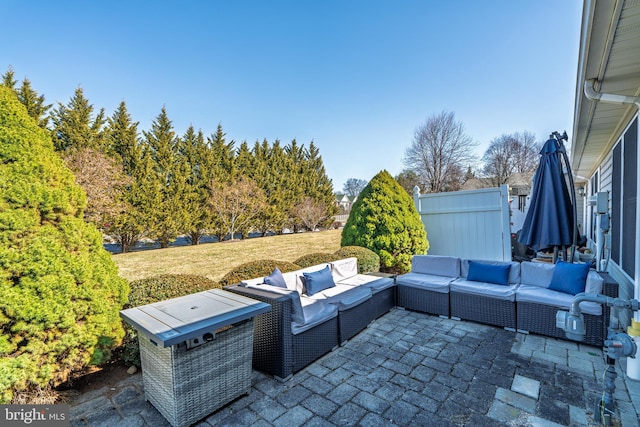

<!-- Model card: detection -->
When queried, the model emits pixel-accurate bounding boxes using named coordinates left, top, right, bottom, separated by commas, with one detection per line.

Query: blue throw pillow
left=303, top=266, right=336, bottom=296
left=264, top=267, right=287, bottom=288
left=467, top=261, right=511, bottom=286
left=548, top=261, right=590, bottom=295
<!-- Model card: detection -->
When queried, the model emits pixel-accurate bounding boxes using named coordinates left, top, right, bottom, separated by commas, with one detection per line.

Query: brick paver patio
left=70, top=308, right=640, bottom=426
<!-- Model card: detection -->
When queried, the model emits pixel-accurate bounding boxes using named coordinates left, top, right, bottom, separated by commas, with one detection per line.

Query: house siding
left=590, top=114, right=639, bottom=327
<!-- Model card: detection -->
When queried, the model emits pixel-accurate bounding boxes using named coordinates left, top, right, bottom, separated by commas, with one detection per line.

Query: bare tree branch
left=403, top=111, right=477, bottom=193
left=209, top=176, right=267, bottom=240
left=481, top=131, right=541, bottom=187
left=292, top=197, right=329, bottom=231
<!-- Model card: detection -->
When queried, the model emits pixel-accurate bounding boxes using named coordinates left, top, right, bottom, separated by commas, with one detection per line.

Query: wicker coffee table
left=121, top=289, right=270, bottom=427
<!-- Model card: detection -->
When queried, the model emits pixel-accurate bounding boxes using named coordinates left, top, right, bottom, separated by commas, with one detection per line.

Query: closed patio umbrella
left=518, top=131, right=577, bottom=262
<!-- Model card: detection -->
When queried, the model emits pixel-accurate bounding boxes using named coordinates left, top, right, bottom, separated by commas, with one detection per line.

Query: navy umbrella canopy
left=519, top=132, right=576, bottom=260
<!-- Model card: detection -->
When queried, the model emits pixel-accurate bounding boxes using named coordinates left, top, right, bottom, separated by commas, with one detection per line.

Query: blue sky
left=2, top=1, right=582, bottom=191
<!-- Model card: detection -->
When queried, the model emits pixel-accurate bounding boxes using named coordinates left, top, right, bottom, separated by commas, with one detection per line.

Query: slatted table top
left=120, top=288, right=270, bottom=347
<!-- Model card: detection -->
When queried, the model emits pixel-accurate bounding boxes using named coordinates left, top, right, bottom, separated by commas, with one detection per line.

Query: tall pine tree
left=104, top=101, right=146, bottom=252
left=1, top=67, right=17, bottom=89
left=51, top=87, right=106, bottom=152
left=17, top=78, right=51, bottom=128
left=142, top=107, right=185, bottom=248
left=178, top=126, right=211, bottom=244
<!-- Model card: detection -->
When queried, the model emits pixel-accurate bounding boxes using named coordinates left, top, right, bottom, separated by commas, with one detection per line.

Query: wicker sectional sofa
left=227, top=255, right=618, bottom=380
left=224, top=258, right=394, bottom=380
left=397, top=255, right=617, bottom=347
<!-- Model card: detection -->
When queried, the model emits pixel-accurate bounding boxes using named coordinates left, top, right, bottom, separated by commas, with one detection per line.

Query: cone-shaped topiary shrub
left=341, top=170, right=428, bottom=273
left=0, top=86, right=129, bottom=403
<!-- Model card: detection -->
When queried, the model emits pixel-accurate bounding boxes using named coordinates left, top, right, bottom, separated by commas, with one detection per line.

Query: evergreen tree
left=251, top=139, right=289, bottom=234
left=142, top=107, right=184, bottom=248
left=178, top=126, right=210, bottom=244
left=113, top=149, right=155, bottom=253
left=1, top=69, right=51, bottom=128
left=107, top=101, right=141, bottom=175
left=294, top=141, right=336, bottom=229
left=104, top=101, right=145, bottom=252
left=1, top=66, right=17, bottom=89
left=204, top=124, right=237, bottom=241
left=51, top=87, right=106, bottom=152
left=0, top=86, right=128, bottom=402
left=17, top=78, right=51, bottom=128
left=207, top=123, right=235, bottom=182
left=341, top=170, right=428, bottom=273
left=234, top=140, right=253, bottom=177
left=304, top=142, right=335, bottom=203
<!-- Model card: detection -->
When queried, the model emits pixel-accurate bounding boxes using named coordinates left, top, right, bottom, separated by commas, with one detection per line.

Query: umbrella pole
left=556, top=131, right=578, bottom=263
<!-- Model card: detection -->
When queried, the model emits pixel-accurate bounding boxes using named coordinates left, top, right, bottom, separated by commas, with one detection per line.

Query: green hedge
left=0, top=86, right=129, bottom=403
left=218, top=260, right=301, bottom=287
left=334, top=246, right=380, bottom=273
left=294, top=252, right=338, bottom=268
left=122, top=274, right=219, bottom=367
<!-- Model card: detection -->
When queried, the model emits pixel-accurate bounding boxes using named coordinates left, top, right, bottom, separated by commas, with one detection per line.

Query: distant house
left=461, top=172, right=534, bottom=212
left=571, top=0, right=640, bottom=323
left=334, top=193, right=357, bottom=212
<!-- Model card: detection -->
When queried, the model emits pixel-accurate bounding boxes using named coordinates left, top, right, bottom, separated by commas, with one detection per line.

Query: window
left=611, top=117, right=637, bottom=278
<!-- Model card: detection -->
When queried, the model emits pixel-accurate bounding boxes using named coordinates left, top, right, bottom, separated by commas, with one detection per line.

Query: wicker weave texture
left=337, top=298, right=374, bottom=344
left=224, top=286, right=293, bottom=379
left=450, top=292, right=516, bottom=329
left=517, top=301, right=604, bottom=346
left=292, top=316, right=339, bottom=373
left=369, top=287, right=395, bottom=320
left=396, top=286, right=449, bottom=317
left=139, top=320, right=253, bottom=427
left=225, top=285, right=338, bottom=380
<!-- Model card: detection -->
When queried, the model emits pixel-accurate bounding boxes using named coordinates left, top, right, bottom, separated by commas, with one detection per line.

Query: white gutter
left=583, top=78, right=640, bottom=321
left=583, top=79, right=640, bottom=108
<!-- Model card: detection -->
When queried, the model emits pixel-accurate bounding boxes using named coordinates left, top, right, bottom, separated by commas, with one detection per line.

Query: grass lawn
left=112, top=229, right=343, bottom=283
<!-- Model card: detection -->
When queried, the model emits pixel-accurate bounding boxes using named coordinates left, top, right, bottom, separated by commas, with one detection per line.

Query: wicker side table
left=121, top=289, right=270, bottom=427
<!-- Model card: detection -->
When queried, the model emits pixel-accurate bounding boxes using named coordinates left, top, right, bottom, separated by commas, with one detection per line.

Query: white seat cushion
left=305, top=284, right=372, bottom=310
left=293, top=298, right=338, bottom=335
left=396, top=272, right=454, bottom=293
left=516, top=284, right=602, bottom=316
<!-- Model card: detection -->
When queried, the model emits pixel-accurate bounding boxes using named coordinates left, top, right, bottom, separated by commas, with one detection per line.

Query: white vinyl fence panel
left=413, top=185, right=512, bottom=261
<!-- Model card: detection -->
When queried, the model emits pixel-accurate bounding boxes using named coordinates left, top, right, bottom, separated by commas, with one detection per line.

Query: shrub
left=333, top=246, right=381, bottom=273
left=122, top=274, right=218, bottom=367
left=294, top=252, right=338, bottom=268
left=0, top=87, right=129, bottom=403
left=341, top=170, right=428, bottom=273
left=218, top=260, right=301, bottom=287
left=127, top=274, right=219, bottom=307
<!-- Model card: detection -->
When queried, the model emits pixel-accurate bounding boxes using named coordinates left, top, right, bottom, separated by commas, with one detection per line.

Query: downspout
left=583, top=79, right=640, bottom=322
left=584, top=79, right=640, bottom=108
